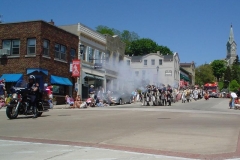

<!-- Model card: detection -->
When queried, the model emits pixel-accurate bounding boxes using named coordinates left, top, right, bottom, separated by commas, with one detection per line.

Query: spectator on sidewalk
left=72, top=95, right=82, bottom=109
left=0, top=79, right=6, bottom=100
left=65, top=95, right=74, bottom=106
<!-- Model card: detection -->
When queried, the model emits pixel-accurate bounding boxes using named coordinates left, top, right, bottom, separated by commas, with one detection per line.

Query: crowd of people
left=63, top=84, right=210, bottom=109
left=137, top=85, right=206, bottom=107
left=65, top=85, right=117, bottom=109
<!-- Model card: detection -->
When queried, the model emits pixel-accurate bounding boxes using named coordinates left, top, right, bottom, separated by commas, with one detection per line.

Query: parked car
left=105, top=91, right=132, bottom=105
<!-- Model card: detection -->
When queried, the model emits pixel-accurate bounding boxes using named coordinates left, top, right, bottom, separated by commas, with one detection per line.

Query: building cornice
left=78, top=23, right=106, bottom=45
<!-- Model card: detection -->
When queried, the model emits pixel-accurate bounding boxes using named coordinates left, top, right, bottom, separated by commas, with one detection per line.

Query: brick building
left=0, top=20, right=78, bottom=104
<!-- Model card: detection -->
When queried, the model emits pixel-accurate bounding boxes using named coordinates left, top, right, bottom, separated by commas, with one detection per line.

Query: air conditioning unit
left=0, top=49, right=10, bottom=56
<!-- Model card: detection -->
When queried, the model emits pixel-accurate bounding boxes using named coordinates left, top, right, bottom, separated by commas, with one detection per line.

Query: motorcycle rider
left=27, top=75, right=39, bottom=118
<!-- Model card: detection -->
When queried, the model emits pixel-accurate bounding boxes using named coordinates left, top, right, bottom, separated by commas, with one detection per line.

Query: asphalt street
left=1, top=98, right=240, bottom=160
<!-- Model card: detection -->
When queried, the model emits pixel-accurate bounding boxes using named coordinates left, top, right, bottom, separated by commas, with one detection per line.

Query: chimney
left=157, top=51, right=160, bottom=55
left=49, top=19, right=54, bottom=25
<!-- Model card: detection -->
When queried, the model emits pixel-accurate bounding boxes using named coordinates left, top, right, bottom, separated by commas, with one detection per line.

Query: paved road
left=1, top=98, right=240, bottom=160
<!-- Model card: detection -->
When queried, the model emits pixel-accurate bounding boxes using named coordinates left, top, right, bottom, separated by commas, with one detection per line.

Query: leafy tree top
left=210, top=60, right=227, bottom=81
left=95, top=25, right=172, bottom=56
left=129, top=38, right=172, bottom=56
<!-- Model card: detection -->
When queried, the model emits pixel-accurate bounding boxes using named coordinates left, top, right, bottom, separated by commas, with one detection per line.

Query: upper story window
left=127, top=60, right=130, bottom=66
left=54, top=43, right=66, bottom=61
left=2, top=39, right=20, bottom=55
left=43, top=39, right=49, bottom=56
left=88, top=47, right=94, bottom=63
left=27, top=38, right=36, bottom=54
left=135, top=71, right=139, bottom=77
left=151, top=59, right=155, bottom=65
left=159, top=59, right=163, bottom=65
left=82, top=46, right=86, bottom=61
left=95, top=50, right=101, bottom=63
left=70, top=48, right=76, bottom=62
left=144, top=60, right=147, bottom=65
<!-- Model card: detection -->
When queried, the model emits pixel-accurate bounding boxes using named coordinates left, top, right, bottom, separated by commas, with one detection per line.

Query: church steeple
left=229, top=24, right=234, bottom=44
left=226, top=24, right=237, bottom=65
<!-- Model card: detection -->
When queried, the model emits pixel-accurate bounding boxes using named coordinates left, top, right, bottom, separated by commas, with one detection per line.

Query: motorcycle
left=6, top=80, right=50, bottom=119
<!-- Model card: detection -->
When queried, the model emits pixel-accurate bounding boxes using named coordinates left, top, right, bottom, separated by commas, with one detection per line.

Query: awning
left=27, top=68, right=48, bottom=75
left=0, top=73, right=23, bottom=82
left=84, top=73, right=104, bottom=80
left=50, top=75, right=73, bottom=86
left=180, top=73, right=190, bottom=81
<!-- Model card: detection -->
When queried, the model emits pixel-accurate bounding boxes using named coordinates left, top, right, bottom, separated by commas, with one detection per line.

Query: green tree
left=233, top=55, right=240, bottom=65
left=155, top=45, right=172, bottom=55
left=230, top=80, right=240, bottom=92
left=95, top=25, right=173, bottom=56
left=223, top=66, right=231, bottom=88
left=96, top=25, right=114, bottom=36
left=129, top=38, right=158, bottom=55
left=129, top=38, right=172, bottom=56
left=95, top=25, right=140, bottom=55
left=231, top=55, right=240, bottom=83
left=195, top=64, right=215, bottom=86
left=120, top=30, right=139, bottom=42
left=210, top=60, right=227, bottom=81
left=120, top=30, right=139, bottom=55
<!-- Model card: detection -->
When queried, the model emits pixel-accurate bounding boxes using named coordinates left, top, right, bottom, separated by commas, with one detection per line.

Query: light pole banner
left=72, top=59, right=80, bottom=77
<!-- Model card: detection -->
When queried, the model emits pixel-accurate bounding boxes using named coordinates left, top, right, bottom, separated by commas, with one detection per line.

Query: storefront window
left=52, top=85, right=66, bottom=95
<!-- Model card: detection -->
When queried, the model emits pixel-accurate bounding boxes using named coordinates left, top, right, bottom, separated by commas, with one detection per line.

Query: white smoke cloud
left=104, top=58, right=174, bottom=94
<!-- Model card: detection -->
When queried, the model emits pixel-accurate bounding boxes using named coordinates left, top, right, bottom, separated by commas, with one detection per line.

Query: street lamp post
left=156, top=66, right=159, bottom=87
left=78, top=44, right=84, bottom=98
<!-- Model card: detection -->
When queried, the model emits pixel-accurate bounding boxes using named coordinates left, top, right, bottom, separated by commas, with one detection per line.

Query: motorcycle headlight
left=12, top=93, right=18, bottom=99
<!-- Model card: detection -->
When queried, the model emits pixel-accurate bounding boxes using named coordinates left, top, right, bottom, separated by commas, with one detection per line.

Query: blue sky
left=1, top=0, right=240, bottom=66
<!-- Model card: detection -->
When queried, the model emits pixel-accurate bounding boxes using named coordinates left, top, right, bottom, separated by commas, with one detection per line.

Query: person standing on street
left=0, top=79, right=6, bottom=99
left=193, top=88, right=198, bottom=101
left=166, top=91, right=172, bottom=106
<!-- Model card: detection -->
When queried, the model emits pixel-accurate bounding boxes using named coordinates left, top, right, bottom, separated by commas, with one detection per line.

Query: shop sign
left=72, top=60, right=80, bottom=77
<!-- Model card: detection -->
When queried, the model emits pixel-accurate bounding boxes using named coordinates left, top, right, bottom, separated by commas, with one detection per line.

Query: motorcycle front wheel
left=6, top=106, right=19, bottom=119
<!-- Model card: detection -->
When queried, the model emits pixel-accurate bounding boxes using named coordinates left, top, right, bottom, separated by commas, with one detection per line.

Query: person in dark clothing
left=0, top=81, right=5, bottom=99
left=27, top=75, right=39, bottom=118
left=166, top=91, right=172, bottom=106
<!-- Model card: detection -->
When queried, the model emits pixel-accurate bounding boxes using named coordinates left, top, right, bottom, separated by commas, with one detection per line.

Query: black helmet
left=29, top=75, right=35, bottom=83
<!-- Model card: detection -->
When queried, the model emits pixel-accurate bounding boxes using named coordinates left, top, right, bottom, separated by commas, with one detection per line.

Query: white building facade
left=123, top=52, right=180, bottom=89
left=59, top=23, right=125, bottom=98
